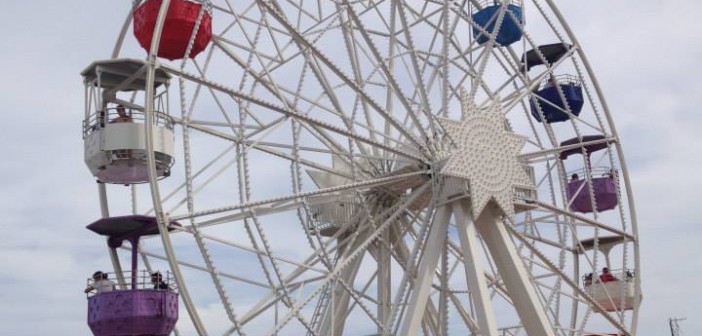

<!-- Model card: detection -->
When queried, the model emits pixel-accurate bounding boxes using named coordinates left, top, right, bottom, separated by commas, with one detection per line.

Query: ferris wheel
left=80, top=0, right=642, bottom=335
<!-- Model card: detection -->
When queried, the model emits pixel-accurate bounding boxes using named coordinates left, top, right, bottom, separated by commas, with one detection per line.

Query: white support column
left=399, top=205, right=452, bottom=336
left=570, top=254, right=580, bottom=336
left=452, top=201, right=498, bottom=336
left=474, top=205, right=555, bottom=336
left=387, top=220, right=443, bottom=336
left=378, top=228, right=392, bottom=334
left=438, top=244, right=448, bottom=336
left=319, top=237, right=367, bottom=336
left=423, top=300, right=440, bottom=336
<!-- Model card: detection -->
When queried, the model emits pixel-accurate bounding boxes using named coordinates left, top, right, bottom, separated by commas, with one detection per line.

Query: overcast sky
left=0, top=1, right=700, bottom=335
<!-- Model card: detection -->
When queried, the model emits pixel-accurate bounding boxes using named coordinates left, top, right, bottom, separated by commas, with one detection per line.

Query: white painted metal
left=318, top=235, right=368, bottom=336
left=474, top=204, right=555, bottom=336
left=84, top=122, right=175, bottom=183
left=399, top=206, right=451, bottom=336
left=453, top=201, right=498, bottom=336
left=89, top=0, right=641, bottom=335
left=377, top=228, right=391, bottom=335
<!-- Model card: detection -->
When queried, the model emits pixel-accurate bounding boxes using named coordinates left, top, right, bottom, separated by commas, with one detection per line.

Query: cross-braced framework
left=94, top=0, right=641, bottom=335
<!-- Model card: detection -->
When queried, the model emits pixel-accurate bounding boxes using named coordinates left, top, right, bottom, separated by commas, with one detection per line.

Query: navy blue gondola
left=472, top=3, right=523, bottom=46
left=530, top=83, right=584, bottom=123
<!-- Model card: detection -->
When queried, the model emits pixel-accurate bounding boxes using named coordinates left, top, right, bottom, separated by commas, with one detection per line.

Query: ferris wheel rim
left=98, top=1, right=642, bottom=335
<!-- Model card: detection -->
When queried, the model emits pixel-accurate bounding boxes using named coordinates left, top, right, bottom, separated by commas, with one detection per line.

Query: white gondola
left=578, top=236, right=639, bottom=312
left=81, top=59, right=175, bottom=184
left=584, top=274, right=636, bottom=312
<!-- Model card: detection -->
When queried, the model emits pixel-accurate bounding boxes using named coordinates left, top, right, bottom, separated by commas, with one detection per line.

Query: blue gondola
left=472, top=3, right=523, bottom=46
left=530, top=80, right=584, bottom=123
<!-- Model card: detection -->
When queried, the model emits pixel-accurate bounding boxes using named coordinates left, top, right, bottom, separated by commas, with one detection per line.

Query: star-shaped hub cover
left=437, top=93, right=533, bottom=220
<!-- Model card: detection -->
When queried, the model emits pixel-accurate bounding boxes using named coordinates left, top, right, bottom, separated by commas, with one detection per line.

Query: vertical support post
left=84, top=81, right=90, bottom=125
left=452, top=201, right=498, bottom=336
left=378, top=228, right=391, bottom=334
left=128, top=237, right=139, bottom=290
left=319, top=242, right=365, bottom=336
left=474, top=204, right=555, bottom=336
left=399, top=205, right=451, bottom=336
left=604, top=250, right=612, bottom=270
left=438, top=243, right=448, bottom=336
left=99, top=182, right=128, bottom=289
left=570, top=253, right=580, bottom=336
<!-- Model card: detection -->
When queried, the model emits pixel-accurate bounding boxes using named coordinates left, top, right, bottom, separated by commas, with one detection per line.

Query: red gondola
left=133, top=0, right=213, bottom=60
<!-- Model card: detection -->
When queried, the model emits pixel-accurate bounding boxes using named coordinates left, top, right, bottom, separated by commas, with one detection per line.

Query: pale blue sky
left=0, top=1, right=700, bottom=335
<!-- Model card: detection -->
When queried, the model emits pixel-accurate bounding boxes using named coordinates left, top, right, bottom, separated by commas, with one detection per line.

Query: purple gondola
left=85, top=216, right=181, bottom=336
left=560, top=135, right=619, bottom=213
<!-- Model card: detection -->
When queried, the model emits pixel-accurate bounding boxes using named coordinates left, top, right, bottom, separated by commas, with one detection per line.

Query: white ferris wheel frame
left=94, top=0, right=642, bottom=335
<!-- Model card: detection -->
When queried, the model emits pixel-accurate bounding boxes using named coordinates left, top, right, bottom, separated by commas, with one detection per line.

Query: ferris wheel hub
left=436, top=97, right=534, bottom=219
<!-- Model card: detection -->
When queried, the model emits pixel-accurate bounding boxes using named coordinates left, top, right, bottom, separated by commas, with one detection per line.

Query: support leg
left=399, top=205, right=451, bottom=336
left=452, top=201, right=498, bottom=336
left=319, top=236, right=367, bottom=336
left=474, top=205, right=555, bottom=336
left=378, top=228, right=391, bottom=334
